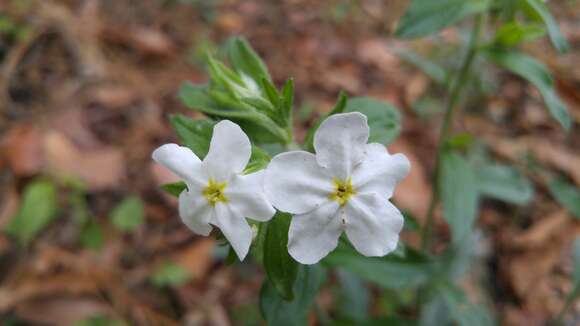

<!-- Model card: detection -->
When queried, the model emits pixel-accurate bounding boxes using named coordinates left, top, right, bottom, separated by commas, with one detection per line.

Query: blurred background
left=0, top=0, right=579, bottom=325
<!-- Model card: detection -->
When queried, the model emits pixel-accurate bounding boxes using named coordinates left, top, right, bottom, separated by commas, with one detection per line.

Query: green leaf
left=548, top=178, right=580, bottom=218
left=170, top=114, right=271, bottom=175
left=520, top=0, right=569, bottom=52
left=395, top=0, right=490, bottom=38
left=403, top=212, right=421, bottom=231
left=477, top=164, right=534, bottom=205
left=161, top=181, right=188, bottom=197
left=80, top=219, right=104, bottom=251
left=259, top=265, right=326, bottom=326
left=244, top=146, right=271, bottom=174
left=264, top=212, right=299, bottom=300
left=281, top=78, right=295, bottom=126
left=151, top=261, right=191, bottom=287
left=323, top=242, right=434, bottom=289
left=494, top=22, right=545, bottom=47
left=5, top=180, right=58, bottom=244
left=483, top=48, right=571, bottom=130
left=170, top=114, right=215, bottom=159
left=439, top=282, right=495, bottom=326
left=226, top=37, right=271, bottom=82
left=394, top=48, right=448, bottom=85
left=336, top=269, right=370, bottom=322
left=179, top=82, right=289, bottom=144
left=110, top=196, right=144, bottom=231
left=439, top=151, right=479, bottom=244
left=346, top=97, right=401, bottom=146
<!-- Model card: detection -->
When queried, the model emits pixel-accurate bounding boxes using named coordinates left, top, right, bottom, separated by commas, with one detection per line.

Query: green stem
left=555, top=284, right=579, bottom=325
left=421, top=14, right=484, bottom=250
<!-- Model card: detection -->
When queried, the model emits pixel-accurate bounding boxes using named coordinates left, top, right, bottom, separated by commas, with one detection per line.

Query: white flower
left=152, top=120, right=275, bottom=260
left=264, top=112, right=410, bottom=264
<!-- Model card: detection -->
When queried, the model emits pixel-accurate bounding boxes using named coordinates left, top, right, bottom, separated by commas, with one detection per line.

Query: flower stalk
left=421, top=14, right=485, bottom=250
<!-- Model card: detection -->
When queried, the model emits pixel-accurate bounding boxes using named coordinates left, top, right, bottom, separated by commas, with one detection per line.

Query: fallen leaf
left=511, top=210, right=570, bottom=249
left=43, top=131, right=125, bottom=190
left=174, top=239, right=215, bottom=280
left=0, top=124, right=43, bottom=176
left=15, top=297, right=110, bottom=325
left=390, top=139, right=432, bottom=222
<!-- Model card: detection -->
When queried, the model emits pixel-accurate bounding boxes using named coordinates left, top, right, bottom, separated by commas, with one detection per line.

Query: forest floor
left=0, top=0, right=579, bottom=325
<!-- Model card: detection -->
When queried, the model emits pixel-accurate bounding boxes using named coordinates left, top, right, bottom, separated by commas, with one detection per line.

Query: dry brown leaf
left=0, top=124, right=43, bottom=176
left=493, top=137, right=580, bottom=186
left=390, top=139, right=432, bottom=222
left=43, top=131, right=125, bottom=190
left=357, top=39, right=400, bottom=71
left=511, top=210, right=570, bottom=249
left=15, top=297, right=110, bottom=325
left=0, top=273, right=100, bottom=312
left=174, top=239, right=215, bottom=280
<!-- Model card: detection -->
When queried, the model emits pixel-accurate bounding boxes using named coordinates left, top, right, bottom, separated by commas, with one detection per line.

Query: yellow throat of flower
left=203, top=178, right=228, bottom=206
left=329, top=178, right=355, bottom=206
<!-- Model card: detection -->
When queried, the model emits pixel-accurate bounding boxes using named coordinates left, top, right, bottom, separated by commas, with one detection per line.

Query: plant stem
left=420, top=14, right=484, bottom=250
left=555, top=284, right=579, bottom=325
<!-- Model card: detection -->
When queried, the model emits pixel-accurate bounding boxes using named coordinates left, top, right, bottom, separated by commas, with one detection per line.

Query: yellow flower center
left=202, top=178, right=228, bottom=206
left=329, top=178, right=355, bottom=206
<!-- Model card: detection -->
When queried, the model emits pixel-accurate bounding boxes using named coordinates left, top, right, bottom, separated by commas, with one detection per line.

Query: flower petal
left=178, top=190, right=213, bottom=236
left=264, top=151, right=334, bottom=214
left=226, top=170, right=275, bottom=222
left=351, top=143, right=410, bottom=199
left=314, top=112, right=369, bottom=179
left=152, top=144, right=206, bottom=185
left=203, top=120, right=251, bottom=181
left=213, top=203, right=253, bottom=260
left=344, top=193, right=403, bottom=257
left=288, top=201, right=343, bottom=264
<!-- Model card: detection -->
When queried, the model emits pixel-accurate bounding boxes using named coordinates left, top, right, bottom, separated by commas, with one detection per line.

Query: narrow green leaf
left=395, top=0, right=490, bottom=38
left=151, top=261, right=191, bottom=287
left=259, top=265, right=326, bottom=326
left=345, top=97, right=401, bottom=145
left=483, top=48, right=571, bottom=130
left=161, top=181, right=188, bottom=197
left=394, top=48, right=448, bottom=85
left=261, top=78, right=281, bottom=108
left=322, top=242, right=434, bottom=289
left=281, top=78, right=294, bottom=126
left=330, top=91, right=348, bottom=115
left=110, top=196, right=144, bottom=231
left=226, top=37, right=271, bottom=81
left=477, top=164, right=534, bottom=205
left=264, top=212, right=299, bottom=300
left=179, top=83, right=289, bottom=144
left=494, top=22, right=546, bottom=47
left=548, top=178, right=580, bottom=218
left=5, top=180, right=58, bottom=244
left=439, top=151, right=479, bottom=244
left=520, top=0, right=569, bottom=52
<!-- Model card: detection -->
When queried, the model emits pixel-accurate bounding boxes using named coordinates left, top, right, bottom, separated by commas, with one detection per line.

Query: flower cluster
left=153, top=112, right=410, bottom=264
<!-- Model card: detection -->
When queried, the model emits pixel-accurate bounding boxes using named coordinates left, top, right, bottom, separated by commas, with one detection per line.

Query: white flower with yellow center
left=264, top=112, right=410, bottom=264
left=152, top=120, right=275, bottom=260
